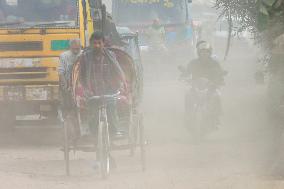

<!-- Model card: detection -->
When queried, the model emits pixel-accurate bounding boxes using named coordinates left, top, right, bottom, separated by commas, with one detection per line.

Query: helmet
left=196, top=41, right=212, bottom=52
left=196, top=41, right=213, bottom=54
left=196, top=41, right=212, bottom=58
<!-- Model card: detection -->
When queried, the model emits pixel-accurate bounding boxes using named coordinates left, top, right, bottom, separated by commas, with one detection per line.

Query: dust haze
left=0, top=1, right=283, bottom=189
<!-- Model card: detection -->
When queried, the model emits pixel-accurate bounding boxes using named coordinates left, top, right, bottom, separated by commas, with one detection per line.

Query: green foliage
left=215, top=0, right=284, bottom=47
left=262, top=0, right=277, bottom=7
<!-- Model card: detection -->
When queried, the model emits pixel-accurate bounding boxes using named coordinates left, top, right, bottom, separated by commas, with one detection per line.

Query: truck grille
left=0, top=41, right=43, bottom=51
left=0, top=67, right=48, bottom=80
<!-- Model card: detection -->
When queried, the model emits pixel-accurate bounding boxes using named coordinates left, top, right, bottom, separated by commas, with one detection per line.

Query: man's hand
left=59, top=75, right=68, bottom=91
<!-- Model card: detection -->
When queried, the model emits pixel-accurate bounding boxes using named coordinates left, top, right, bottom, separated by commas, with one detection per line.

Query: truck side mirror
left=135, top=32, right=139, bottom=43
left=101, top=4, right=107, bottom=33
left=89, top=0, right=102, bottom=8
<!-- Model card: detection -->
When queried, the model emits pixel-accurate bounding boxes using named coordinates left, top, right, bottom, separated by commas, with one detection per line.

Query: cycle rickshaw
left=59, top=32, right=145, bottom=178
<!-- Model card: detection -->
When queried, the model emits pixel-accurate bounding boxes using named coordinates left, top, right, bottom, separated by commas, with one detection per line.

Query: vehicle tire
left=0, top=109, right=15, bottom=131
left=138, top=114, right=146, bottom=171
left=63, top=116, right=71, bottom=176
left=192, top=107, right=203, bottom=144
left=185, top=93, right=195, bottom=131
left=128, top=109, right=137, bottom=156
left=97, top=121, right=110, bottom=179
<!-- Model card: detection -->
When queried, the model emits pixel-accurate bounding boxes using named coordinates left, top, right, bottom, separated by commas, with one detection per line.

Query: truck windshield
left=0, top=0, right=78, bottom=28
left=113, top=0, right=187, bottom=25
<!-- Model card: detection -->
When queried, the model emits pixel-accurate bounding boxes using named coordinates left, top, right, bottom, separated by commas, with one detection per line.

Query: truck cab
left=0, top=0, right=104, bottom=128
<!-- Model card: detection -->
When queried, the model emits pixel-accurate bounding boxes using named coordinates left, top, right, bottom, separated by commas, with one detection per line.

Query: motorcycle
left=141, top=38, right=168, bottom=64
left=178, top=66, right=222, bottom=142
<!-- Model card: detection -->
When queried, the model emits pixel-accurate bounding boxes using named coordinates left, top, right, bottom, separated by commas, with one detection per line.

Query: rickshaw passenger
left=58, top=38, right=82, bottom=113
left=104, top=13, right=123, bottom=47
left=78, top=31, right=127, bottom=136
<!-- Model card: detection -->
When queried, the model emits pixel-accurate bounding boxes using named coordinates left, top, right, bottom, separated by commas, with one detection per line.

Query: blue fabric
left=166, top=32, right=177, bottom=44
left=166, top=26, right=193, bottom=44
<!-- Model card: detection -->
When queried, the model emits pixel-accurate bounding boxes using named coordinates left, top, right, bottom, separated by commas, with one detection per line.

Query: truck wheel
left=0, top=110, right=15, bottom=131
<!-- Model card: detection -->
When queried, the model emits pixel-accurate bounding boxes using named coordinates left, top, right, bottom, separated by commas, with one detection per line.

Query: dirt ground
left=0, top=39, right=284, bottom=189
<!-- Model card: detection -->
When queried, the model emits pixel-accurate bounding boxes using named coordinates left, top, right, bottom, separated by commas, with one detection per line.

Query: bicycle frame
left=97, top=103, right=110, bottom=148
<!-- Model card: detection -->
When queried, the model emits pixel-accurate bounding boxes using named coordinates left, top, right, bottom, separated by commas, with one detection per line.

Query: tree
left=215, top=0, right=284, bottom=49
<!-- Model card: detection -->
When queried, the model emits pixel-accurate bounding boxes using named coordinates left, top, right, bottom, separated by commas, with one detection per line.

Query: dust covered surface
left=0, top=40, right=284, bottom=189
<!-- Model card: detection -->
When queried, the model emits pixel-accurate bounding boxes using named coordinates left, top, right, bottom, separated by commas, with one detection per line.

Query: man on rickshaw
left=59, top=31, right=145, bottom=176
left=58, top=39, right=82, bottom=115
left=75, top=31, right=128, bottom=137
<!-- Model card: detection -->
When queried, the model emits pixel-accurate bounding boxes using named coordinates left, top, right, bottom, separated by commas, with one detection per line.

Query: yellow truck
left=0, top=0, right=105, bottom=128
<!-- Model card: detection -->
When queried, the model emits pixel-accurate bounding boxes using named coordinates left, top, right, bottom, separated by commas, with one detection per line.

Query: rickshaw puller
left=78, top=31, right=128, bottom=137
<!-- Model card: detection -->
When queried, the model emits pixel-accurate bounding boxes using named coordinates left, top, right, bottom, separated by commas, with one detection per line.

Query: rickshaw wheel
left=128, top=108, right=137, bottom=157
left=138, top=114, right=146, bottom=171
left=97, top=120, right=110, bottom=179
left=63, top=115, right=72, bottom=176
left=0, top=108, right=16, bottom=131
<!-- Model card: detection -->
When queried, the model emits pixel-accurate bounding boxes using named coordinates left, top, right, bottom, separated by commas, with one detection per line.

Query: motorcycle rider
left=184, top=41, right=225, bottom=128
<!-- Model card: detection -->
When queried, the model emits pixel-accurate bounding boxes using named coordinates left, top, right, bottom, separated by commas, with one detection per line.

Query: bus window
left=113, top=0, right=187, bottom=25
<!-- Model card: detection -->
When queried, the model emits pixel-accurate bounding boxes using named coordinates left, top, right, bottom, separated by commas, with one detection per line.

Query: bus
left=112, top=0, right=193, bottom=47
left=0, top=0, right=104, bottom=128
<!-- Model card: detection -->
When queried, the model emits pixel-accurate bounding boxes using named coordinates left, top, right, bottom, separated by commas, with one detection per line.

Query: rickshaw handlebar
left=88, top=91, right=121, bottom=101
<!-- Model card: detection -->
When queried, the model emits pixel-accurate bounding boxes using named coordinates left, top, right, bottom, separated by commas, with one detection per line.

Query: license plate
left=0, top=58, right=38, bottom=68
left=6, top=87, right=24, bottom=100
left=26, top=87, right=49, bottom=101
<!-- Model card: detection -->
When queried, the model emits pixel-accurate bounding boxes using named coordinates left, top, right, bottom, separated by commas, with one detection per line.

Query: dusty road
left=0, top=40, right=283, bottom=189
